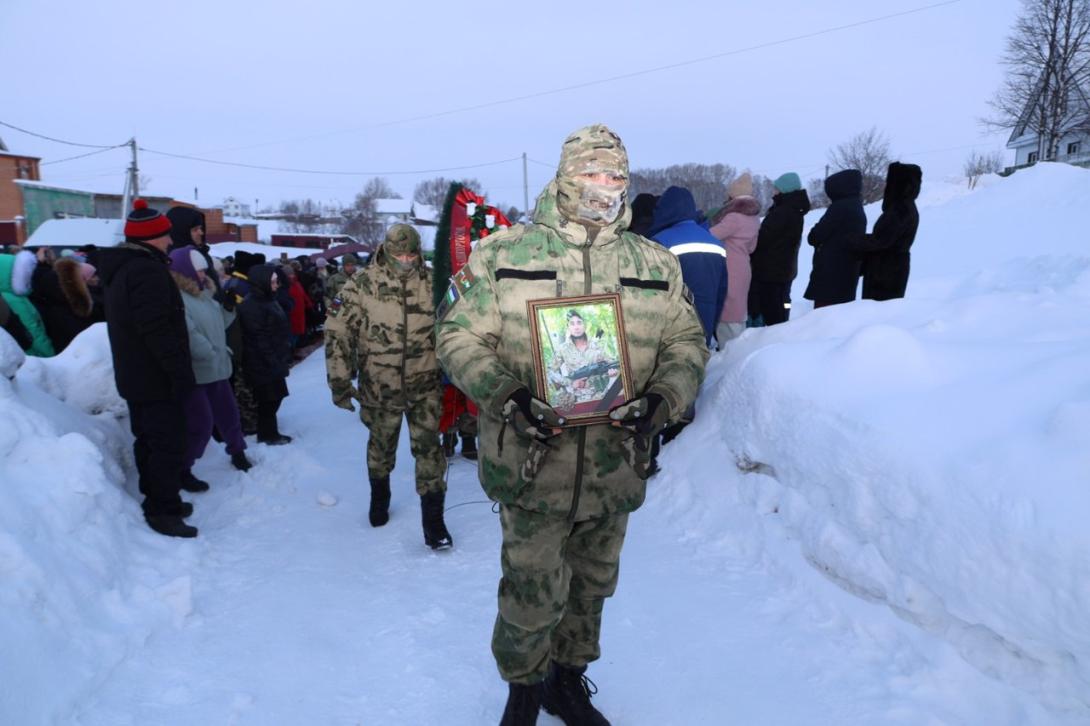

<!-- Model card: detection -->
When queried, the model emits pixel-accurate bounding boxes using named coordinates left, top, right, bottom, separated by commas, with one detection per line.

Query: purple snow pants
left=183, top=379, right=247, bottom=469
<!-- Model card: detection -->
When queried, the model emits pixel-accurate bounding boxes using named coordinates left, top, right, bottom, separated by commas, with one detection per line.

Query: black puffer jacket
left=803, top=170, right=867, bottom=306
left=752, top=189, right=811, bottom=284
left=238, top=264, right=292, bottom=386
left=99, top=242, right=194, bottom=402
left=860, top=162, right=921, bottom=301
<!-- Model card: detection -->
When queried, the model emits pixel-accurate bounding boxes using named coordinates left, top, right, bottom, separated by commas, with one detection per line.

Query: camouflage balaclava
left=383, top=223, right=421, bottom=274
left=555, top=124, right=629, bottom=227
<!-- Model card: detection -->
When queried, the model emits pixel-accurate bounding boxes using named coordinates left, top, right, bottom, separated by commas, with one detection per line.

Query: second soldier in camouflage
left=325, top=224, right=452, bottom=550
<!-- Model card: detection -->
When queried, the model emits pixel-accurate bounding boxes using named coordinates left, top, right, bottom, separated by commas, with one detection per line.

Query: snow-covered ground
left=1, top=164, right=1088, bottom=724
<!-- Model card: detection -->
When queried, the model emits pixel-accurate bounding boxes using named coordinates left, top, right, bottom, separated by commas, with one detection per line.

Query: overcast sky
left=3, top=0, right=1021, bottom=212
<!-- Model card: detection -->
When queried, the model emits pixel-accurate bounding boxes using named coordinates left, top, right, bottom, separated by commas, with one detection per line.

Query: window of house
left=1028, top=151, right=1039, bottom=164
left=1068, top=142, right=1081, bottom=156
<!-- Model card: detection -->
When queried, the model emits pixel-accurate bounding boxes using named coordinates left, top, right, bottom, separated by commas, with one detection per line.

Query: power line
left=41, top=145, right=127, bottom=166
left=191, top=0, right=964, bottom=156
left=139, top=147, right=524, bottom=176
left=0, top=120, right=125, bottom=150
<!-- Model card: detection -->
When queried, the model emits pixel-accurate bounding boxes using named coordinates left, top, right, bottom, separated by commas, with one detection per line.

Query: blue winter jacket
left=649, top=186, right=727, bottom=345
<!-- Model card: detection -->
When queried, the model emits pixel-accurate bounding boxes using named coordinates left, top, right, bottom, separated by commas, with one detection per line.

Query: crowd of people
left=0, top=126, right=922, bottom=725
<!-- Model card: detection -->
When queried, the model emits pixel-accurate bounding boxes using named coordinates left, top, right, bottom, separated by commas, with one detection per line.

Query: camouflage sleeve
left=643, top=260, right=709, bottom=419
left=324, top=277, right=363, bottom=400
left=435, top=251, right=525, bottom=413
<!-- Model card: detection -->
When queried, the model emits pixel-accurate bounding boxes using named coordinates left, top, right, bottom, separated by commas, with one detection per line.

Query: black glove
left=608, top=393, right=669, bottom=438
left=501, top=388, right=565, bottom=440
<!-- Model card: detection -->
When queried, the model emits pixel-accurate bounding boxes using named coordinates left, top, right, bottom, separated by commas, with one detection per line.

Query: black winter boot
left=145, top=514, right=198, bottom=538
left=180, top=470, right=210, bottom=493
left=460, top=433, right=478, bottom=461
left=231, top=451, right=253, bottom=472
left=369, top=476, right=391, bottom=527
left=500, top=682, right=541, bottom=725
left=420, top=490, right=453, bottom=549
left=541, top=662, right=610, bottom=725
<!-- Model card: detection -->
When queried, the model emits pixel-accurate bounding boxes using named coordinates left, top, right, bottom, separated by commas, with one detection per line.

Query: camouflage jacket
left=324, top=270, right=355, bottom=306
left=325, top=244, right=441, bottom=410
left=436, top=181, right=708, bottom=519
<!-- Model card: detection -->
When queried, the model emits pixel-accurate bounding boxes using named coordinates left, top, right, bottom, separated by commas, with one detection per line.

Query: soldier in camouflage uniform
left=436, top=125, right=708, bottom=725
left=325, top=225, right=452, bottom=550
left=324, top=252, right=360, bottom=308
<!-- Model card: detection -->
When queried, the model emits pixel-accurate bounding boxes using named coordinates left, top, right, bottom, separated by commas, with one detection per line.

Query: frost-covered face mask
left=557, top=168, right=628, bottom=227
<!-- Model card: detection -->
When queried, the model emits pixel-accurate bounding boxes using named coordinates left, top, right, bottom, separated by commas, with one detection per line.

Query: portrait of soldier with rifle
left=546, top=309, right=621, bottom=411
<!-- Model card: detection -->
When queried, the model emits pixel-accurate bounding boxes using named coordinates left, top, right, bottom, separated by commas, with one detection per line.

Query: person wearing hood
left=30, top=254, right=102, bottom=353
left=0, top=250, right=55, bottom=357
left=436, top=124, right=708, bottom=726
left=750, top=172, right=812, bottom=325
left=710, top=172, right=762, bottom=343
left=325, top=224, right=450, bottom=550
left=99, top=200, right=197, bottom=538
left=237, top=263, right=293, bottom=445
left=627, top=192, right=658, bottom=237
left=803, top=169, right=868, bottom=308
left=169, top=246, right=252, bottom=491
left=166, top=206, right=224, bottom=299
left=648, top=186, right=727, bottom=347
left=860, top=162, right=922, bottom=300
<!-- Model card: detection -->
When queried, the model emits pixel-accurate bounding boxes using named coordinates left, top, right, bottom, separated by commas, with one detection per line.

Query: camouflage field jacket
left=436, top=182, right=708, bottom=519
left=325, top=245, right=441, bottom=411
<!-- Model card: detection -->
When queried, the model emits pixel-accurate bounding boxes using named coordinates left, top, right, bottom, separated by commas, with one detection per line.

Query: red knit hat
left=124, top=199, right=172, bottom=242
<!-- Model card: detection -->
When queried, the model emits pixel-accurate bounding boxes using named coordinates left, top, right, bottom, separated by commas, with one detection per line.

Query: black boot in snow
left=460, top=433, right=478, bottom=461
left=145, top=514, right=198, bottom=538
left=231, top=451, right=253, bottom=472
left=420, top=490, right=453, bottom=550
left=369, top=476, right=391, bottom=527
left=180, top=470, right=210, bottom=493
left=499, top=682, right=541, bottom=725
left=541, top=662, right=610, bottom=725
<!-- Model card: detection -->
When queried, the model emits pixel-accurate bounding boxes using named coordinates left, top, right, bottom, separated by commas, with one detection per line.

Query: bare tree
left=827, top=127, right=893, bottom=204
left=629, top=163, right=737, bottom=215
left=964, top=150, right=1006, bottom=188
left=343, top=177, right=401, bottom=243
left=807, top=178, right=831, bottom=209
left=988, top=0, right=1090, bottom=161
left=412, top=177, right=485, bottom=210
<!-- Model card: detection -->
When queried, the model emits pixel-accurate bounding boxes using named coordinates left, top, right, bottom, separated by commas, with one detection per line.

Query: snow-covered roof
left=411, top=203, right=439, bottom=224
left=25, top=218, right=124, bottom=247
left=208, top=241, right=324, bottom=260
left=374, top=198, right=411, bottom=215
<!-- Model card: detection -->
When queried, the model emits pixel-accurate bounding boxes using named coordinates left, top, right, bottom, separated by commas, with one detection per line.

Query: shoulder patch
left=682, top=284, right=695, bottom=307
left=328, top=296, right=344, bottom=317
left=438, top=266, right=477, bottom=320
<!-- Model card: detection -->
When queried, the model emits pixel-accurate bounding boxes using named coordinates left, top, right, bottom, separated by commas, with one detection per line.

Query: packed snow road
left=65, top=352, right=1057, bottom=726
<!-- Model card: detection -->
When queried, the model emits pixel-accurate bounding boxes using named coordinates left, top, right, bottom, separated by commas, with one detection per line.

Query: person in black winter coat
left=99, top=199, right=198, bottom=538
left=751, top=173, right=811, bottom=325
left=238, top=264, right=293, bottom=445
left=860, top=162, right=922, bottom=301
left=30, top=257, right=103, bottom=353
left=803, top=169, right=867, bottom=308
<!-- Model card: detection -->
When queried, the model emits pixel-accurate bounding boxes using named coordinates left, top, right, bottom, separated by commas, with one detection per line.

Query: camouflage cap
left=557, top=124, right=629, bottom=180
left=341, top=253, right=360, bottom=266
left=383, top=223, right=421, bottom=256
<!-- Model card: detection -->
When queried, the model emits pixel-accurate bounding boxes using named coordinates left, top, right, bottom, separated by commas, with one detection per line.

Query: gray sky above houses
left=3, top=0, right=1020, bottom=212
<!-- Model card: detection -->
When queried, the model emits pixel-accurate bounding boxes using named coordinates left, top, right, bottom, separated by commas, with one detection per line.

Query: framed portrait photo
left=527, top=293, right=634, bottom=426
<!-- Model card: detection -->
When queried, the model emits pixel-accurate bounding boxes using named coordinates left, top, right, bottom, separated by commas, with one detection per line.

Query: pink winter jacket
left=710, top=196, right=762, bottom=323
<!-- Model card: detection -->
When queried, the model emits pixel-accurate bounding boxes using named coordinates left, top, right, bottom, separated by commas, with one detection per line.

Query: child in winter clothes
left=169, top=247, right=252, bottom=491
left=0, top=250, right=54, bottom=357
left=238, top=264, right=293, bottom=445
left=710, top=172, right=762, bottom=344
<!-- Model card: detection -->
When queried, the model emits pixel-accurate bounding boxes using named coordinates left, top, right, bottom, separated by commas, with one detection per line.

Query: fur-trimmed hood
left=54, top=258, right=93, bottom=317
left=0, top=250, right=36, bottom=296
left=723, top=195, right=762, bottom=217
left=170, top=269, right=212, bottom=297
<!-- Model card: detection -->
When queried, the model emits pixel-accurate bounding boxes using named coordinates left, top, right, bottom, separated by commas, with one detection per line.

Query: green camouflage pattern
left=360, top=398, right=445, bottom=494
left=324, top=269, right=357, bottom=308
left=492, top=504, right=629, bottom=683
left=325, top=238, right=443, bottom=411
left=555, top=124, right=629, bottom=227
left=435, top=177, right=709, bottom=519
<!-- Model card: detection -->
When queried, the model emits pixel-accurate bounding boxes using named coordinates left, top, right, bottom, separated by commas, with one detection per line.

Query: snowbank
left=699, top=163, right=1090, bottom=715
left=0, top=326, right=197, bottom=725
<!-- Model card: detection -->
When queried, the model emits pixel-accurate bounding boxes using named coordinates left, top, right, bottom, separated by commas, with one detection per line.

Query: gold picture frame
left=527, top=293, right=634, bottom=426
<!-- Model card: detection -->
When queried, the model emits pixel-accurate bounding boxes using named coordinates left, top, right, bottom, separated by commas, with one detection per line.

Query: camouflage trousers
left=359, top=398, right=446, bottom=495
left=492, top=504, right=629, bottom=684
left=231, top=373, right=259, bottom=435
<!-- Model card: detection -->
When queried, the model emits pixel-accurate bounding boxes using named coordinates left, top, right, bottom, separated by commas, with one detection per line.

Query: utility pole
left=129, top=138, right=140, bottom=198
left=522, top=152, right=529, bottom=223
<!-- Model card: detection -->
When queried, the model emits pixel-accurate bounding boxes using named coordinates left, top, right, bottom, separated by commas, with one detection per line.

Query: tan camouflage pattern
left=492, top=505, right=629, bottom=683
left=555, top=124, right=629, bottom=227
left=324, top=269, right=356, bottom=308
left=383, top=223, right=421, bottom=256
left=326, top=236, right=445, bottom=489
left=548, top=334, right=613, bottom=405
left=435, top=171, right=709, bottom=520
left=360, top=397, right=445, bottom=494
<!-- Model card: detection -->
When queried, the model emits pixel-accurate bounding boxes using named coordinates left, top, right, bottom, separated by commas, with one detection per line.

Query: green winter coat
left=325, top=242, right=441, bottom=411
left=0, top=253, right=54, bottom=358
left=436, top=181, right=709, bottom=520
